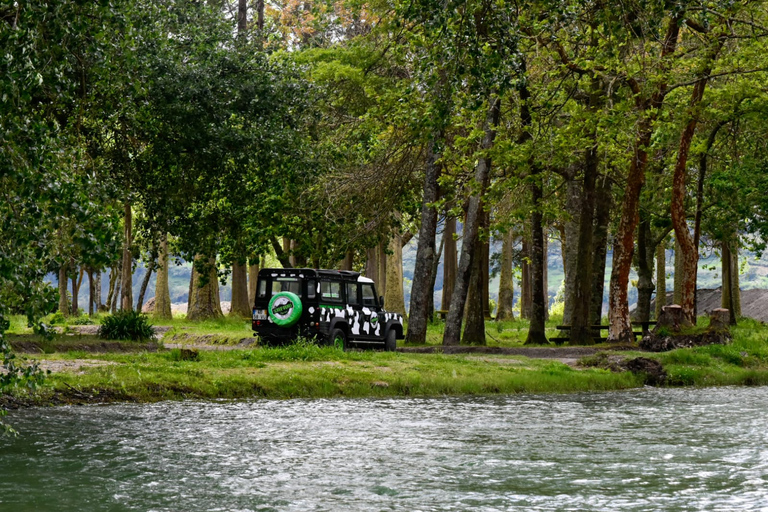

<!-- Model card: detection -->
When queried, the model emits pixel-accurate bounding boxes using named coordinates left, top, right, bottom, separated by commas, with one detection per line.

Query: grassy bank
left=5, top=345, right=642, bottom=405
left=3, top=315, right=768, bottom=404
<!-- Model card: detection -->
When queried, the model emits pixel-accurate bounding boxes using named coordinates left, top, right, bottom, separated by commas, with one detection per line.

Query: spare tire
left=268, top=291, right=303, bottom=327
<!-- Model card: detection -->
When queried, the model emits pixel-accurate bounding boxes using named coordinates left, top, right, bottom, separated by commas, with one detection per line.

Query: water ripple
left=2, top=387, right=768, bottom=510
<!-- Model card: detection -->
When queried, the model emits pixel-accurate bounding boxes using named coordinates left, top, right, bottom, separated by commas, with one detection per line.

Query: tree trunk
left=106, top=265, right=115, bottom=312
left=137, top=263, right=154, bottom=312
left=521, top=236, right=532, bottom=319
left=427, top=232, right=445, bottom=323
left=248, top=256, right=260, bottom=308
left=154, top=235, right=173, bottom=319
left=256, top=0, right=264, bottom=31
left=339, top=249, right=353, bottom=271
left=365, top=247, right=378, bottom=281
left=384, top=233, right=407, bottom=319
left=120, top=202, right=133, bottom=312
left=187, top=256, right=223, bottom=321
left=673, top=239, right=683, bottom=305
left=561, top=175, right=581, bottom=328
left=590, top=174, right=612, bottom=325
left=443, top=97, right=500, bottom=346
left=670, top=36, right=723, bottom=322
left=87, top=268, right=94, bottom=316
left=237, top=0, right=247, bottom=34
left=732, top=240, right=741, bottom=320
left=111, top=261, right=121, bottom=313
left=634, top=216, right=655, bottom=324
left=58, top=264, right=70, bottom=316
left=377, top=241, right=387, bottom=299
left=482, top=211, right=490, bottom=319
left=230, top=261, right=250, bottom=318
left=569, top=133, right=599, bottom=345
left=694, top=121, right=726, bottom=318
left=655, top=242, right=667, bottom=320
left=462, top=236, right=486, bottom=345
left=496, top=228, right=515, bottom=321
left=526, top=181, right=548, bottom=344
left=542, top=233, right=549, bottom=322
left=441, top=216, right=457, bottom=311
left=94, top=270, right=102, bottom=312
left=722, top=239, right=734, bottom=324
left=70, top=267, right=84, bottom=316
left=607, top=16, right=680, bottom=343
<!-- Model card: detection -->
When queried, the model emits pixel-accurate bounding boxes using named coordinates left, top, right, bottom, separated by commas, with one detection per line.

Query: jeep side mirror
left=379, top=296, right=385, bottom=308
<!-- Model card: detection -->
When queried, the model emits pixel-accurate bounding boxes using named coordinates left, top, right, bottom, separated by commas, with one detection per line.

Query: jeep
left=252, top=268, right=404, bottom=350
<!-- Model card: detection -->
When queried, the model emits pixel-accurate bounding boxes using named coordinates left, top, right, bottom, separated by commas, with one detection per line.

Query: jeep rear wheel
left=329, top=328, right=346, bottom=351
left=385, top=329, right=396, bottom=352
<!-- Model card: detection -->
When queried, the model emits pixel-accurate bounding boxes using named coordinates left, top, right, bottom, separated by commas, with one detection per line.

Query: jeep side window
left=361, top=284, right=377, bottom=307
left=307, top=280, right=316, bottom=299
left=321, top=281, right=341, bottom=302
left=346, top=283, right=359, bottom=306
left=257, top=280, right=268, bottom=298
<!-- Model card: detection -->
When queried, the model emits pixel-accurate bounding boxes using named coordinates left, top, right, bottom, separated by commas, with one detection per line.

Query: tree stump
left=653, top=304, right=692, bottom=334
left=708, top=308, right=730, bottom=332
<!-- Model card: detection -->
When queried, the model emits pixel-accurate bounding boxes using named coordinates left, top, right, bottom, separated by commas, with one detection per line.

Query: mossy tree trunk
left=384, top=233, right=407, bottom=319
left=154, top=235, right=173, bottom=319
left=443, top=97, right=500, bottom=345
left=462, top=234, right=486, bottom=345
left=561, top=172, right=581, bottom=328
left=441, top=216, right=457, bottom=311
left=521, top=235, right=532, bottom=319
left=590, top=174, right=612, bottom=325
left=187, top=256, right=223, bottom=321
left=230, top=259, right=250, bottom=318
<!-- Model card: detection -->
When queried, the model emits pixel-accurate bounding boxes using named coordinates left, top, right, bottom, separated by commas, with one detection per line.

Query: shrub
left=70, top=315, right=95, bottom=325
left=98, top=310, right=154, bottom=341
left=49, top=311, right=66, bottom=325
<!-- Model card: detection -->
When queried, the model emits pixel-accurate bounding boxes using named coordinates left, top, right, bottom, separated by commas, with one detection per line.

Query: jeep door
left=357, top=282, right=383, bottom=340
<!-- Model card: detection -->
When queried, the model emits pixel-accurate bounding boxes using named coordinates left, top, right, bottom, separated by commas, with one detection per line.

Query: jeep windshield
left=272, top=278, right=300, bottom=295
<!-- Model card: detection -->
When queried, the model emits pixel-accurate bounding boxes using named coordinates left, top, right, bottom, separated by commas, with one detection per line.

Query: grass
left=4, top=315, right=768, bottom=405
left=8, top=346, right=642, bottom=404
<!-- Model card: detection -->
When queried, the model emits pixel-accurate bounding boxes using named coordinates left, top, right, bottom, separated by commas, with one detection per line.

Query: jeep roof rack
left=258, top=268, right=362, bottom=281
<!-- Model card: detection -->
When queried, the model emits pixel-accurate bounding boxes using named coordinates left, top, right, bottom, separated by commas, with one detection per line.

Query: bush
left=70, top=315, right=95, bottom=325
left=49, top=311, right=66, bottom=325
left=98, top=310, right=154, bottom=341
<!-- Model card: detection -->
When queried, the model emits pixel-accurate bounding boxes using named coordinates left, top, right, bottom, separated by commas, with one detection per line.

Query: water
left=2, top=387, right=768, bottom=511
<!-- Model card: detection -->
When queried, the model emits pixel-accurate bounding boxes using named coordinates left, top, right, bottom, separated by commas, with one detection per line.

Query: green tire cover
left=268, top=291, right=303, bottom=327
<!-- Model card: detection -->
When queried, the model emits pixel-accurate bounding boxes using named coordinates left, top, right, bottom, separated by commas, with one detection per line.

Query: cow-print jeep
left=252, top=268, right=404, bottom=350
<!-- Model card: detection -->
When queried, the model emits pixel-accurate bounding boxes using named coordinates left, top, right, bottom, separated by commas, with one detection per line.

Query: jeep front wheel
left=329, top=328, right=346, bottom=351
left=384, top=329, right=396, bottom=352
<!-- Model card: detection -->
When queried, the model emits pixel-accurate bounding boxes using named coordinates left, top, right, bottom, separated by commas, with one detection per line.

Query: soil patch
left=8, top=335, right=160, bottom=354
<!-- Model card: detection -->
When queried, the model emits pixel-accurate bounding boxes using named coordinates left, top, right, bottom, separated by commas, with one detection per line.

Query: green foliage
left=98, top=311, right=154, bottom=341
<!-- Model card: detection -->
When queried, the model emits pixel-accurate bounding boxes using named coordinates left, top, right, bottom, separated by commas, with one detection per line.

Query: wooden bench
left=436, top=310, right=449, bottom=320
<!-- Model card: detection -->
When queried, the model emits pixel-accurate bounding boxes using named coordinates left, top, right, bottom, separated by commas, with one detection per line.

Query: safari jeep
left=252, top=268, right=404, bottom=350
